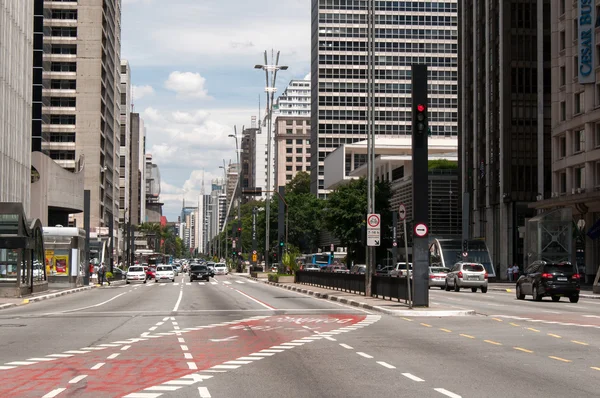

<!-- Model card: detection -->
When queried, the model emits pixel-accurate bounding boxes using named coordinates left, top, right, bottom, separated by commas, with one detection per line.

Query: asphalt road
left=0, top=275, right=599, bottom=397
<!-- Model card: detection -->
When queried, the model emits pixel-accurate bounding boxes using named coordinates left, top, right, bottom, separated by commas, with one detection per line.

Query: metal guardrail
left=295, top=271, right=366, bottom=295
left=295, top=271, right=411, bottom=301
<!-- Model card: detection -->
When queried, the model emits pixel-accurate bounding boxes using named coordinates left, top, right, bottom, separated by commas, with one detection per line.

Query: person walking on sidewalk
left=98, top=262, right=110, bottom=286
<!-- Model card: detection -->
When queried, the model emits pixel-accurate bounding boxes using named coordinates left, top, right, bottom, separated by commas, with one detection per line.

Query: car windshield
left=128, top=267, right=143, bottom=272
left=463, top=264, right=484, bottom=272
left=430, top=267, right=450, bottom=273
left=192, top=265, right=207, bottom=271
left=545, top=263, right=575, bottom=274
left=157, top=266, right=172, bottom=272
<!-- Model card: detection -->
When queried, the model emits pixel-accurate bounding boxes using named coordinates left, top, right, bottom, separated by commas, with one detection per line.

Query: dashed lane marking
left=509, top=322, right=520, bottom=327
left=420, top=323, right=432, bottom=328
left=526, top=328, right=540, bottom=333
left=402, top=373, right=424, bottom=382
left=401, top=317, right=413, bottom=322
left=223, top=281, right=232, bottom=285
left=571, top=340, right=589, bottom=346
left=184, top=353, right=193, bottom=359
left=484, top=340, right=502, bottom=346
left=549, top=356, right=572, bottom=363
left=0, top=366, right=16, bottom=370
left=187, top=362, right=198, bottom=370
left=90, top=362, right=105, bottom=370
left=107, top=353, right=120, bottom=359
left=121, top=345, right=131, bottom=351
left=591, top=367, right=600, bottom=371
left=491, top=318, right=503, bottom=322
left=69, top=375, right=88, bottom=384
left=434, top=388, right=462, bottom=398
left=340, top=344, right=354, bottom=349
left=439, top=328, right=452, bottom=333
left=42, top=388, right=67, bottom=398
left=547, top=334, right=562, bottom=338
left=377, top=361, right=396, bottom=369
left=513, top=347, right=533, bottom=354
left=459, top=334, right=475, bottom=339
left=198, top=387, right=211, bottom=398
left=357, top=352, right=373, bottom=359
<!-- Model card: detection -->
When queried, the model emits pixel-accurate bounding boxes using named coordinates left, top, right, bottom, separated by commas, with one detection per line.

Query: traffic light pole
left=277, top=186, right=285, bottom=262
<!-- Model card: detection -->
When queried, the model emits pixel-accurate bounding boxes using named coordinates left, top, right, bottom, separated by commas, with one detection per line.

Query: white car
left=305, top=265, right=321, bottom=272
left=214, top=263, right=228, bottom=275
left=155, top=265, right=175, bottom=283
left=126, top=266, right=147, bottom=284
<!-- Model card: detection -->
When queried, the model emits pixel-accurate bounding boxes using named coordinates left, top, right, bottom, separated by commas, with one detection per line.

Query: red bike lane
left=0, top=314, right=366, bottom=397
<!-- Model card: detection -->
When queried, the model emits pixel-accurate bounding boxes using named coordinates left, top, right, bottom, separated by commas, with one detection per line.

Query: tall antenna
left=258, top=95, right=261, bottom=131
left=201, top=169, right=205, bottom=195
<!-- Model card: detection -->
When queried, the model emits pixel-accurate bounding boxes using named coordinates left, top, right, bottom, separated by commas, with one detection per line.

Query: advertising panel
left=579, top=0, right=596, bottom=84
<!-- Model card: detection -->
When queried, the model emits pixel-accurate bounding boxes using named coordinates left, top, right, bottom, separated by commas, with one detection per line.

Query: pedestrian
left=98, top=262, right=109, bottom=286
left=512, top=264, right=519, bottom=280
left=507, top=265, right=513, bottom=282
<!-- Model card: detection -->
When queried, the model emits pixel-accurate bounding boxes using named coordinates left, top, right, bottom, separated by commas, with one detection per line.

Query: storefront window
left=0, top=248, right=20, bottom=282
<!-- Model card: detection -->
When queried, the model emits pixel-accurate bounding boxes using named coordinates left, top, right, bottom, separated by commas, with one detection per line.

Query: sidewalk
left=0, top=279, right=126, bottom=311
left=488, top=282, right=599, bottom=299
left=235, top=274, right=474, bottom=317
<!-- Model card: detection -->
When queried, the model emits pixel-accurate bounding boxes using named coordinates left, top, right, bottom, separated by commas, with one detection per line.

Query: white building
left=310, top=0, right=459, bottom=197
left=118, top=61, right=132, bottom=256
left=0, top=0, right=33, bottom=215
left=275, top=78, right=311, bottom=117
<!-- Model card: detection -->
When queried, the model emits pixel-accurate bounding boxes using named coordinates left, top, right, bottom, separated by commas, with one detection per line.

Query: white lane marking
left=5, top=361, right=35, bottom=366
left=27, top=358, right=57, bottom=362
left=69, top=375, right=88, bottom=384
left=148, top=326, right=157, bottom=331
left=47, top=354, right=73, bottom=358
left=211, top=282, right=218, bottom=285
left=121, top=345, right=131, bottom=351
left=377, top=361, right=396, bottom=369
left=248, top=280, right=258, bottom=283
left=223, top=281, right=232, bottom=285
left=224, top=360, right=254, bottom=365
left=42, top=388, right=67, bottom=398
left=180, top=345, right=189, bottom=351
left=164, top=380, right=196, bottom=386
left=199, top=282, right=205, bottom=285
left=211, top=364, right=240, bottom=369
left=340, top=343, right=354, bottom=349
left=163, top=317, right=170, bottom=321
left=178, top=338, right=186, bottom=343
left=123, top=394, right=162, bottom=398
left=583, top=315, right=600, bottom=318
left=107, top=353, right=120, bottom=359
left=324, top=336, right=337, bottom=341
left=356, top=352, right=373, bottom=359
left=236, top=281, right=245, bottom=284
left=232, top=288, right=276, bottom=310
left=402, top=373, right=424, bottom=382
left=237, top=356, right=263, bottom=361
left=49, top=292, right=128, bottom=314
left=184, top=353, right=193, bottom=359
left=198, top=387, right=212, bottom=398
left=173, top=290, right=183, bottom=312
left=91, top=362, right=105, bottom=370
left=186, top=283, right=192, bottom=286
left=187, top=362, right=198, bottom=370
left=0, top=366, right=15, bottom=370
left=250, top=352, right=276, bottom=356
left=434, top=388, right=462, bottom=398
left=172, top=321, right=179, bottom=325
left=145, top=386, right=181, bottom=391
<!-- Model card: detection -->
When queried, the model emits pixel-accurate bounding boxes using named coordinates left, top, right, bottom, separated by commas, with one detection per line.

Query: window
left=575, top=92, right=584, bottom=114
left=286, top=175, right=292, bottom=181
left=50, top=62, right=76, bottom=72
left=286, top=166, right=293, bottom=171
left=296, top=129, right=303, bottom=134
left=49, top=97, right=76, bottom=107
left=559, top=0, right=565, bottom=15
left=286, top=148, right=293, bottom=153
left=573, top=19, right=578, bottom=43
left=559, top=30, right=566, bottom=51
left=296, top=157, right=303, bottom=162
left=296, top=166, right=303, bottom=171
left=51, top=44, right=77, bottom=55
left=50, top=79, right=76, bottom=90
left=286, top=156, right=293, bottom=162
left=286, top=129, right=293, bottom=134
left=286, top=139, right=293, bottom=144
left=286, top=120, right=293, bottom=125
left=575, top=166, right=585, bottom=190
left=560, top=172, right=567, bottom=193
left=574, top=56, right=579, bottom=79
left=49, top=27, right=77, bottom=37
left=49, top=115, right=76, bottom=125
left=560, top=66, right=566, bottom=86
left=574, top=129, right=585, bottom=153
left=560, top=101, right=566, bottom=121
left=296, top=139, right=303, bottom=145
left=559, top=135, right=567, bottom=157
left=596, top=162, right=600, bottom=186
left=296, top=148, right=303, bottom=154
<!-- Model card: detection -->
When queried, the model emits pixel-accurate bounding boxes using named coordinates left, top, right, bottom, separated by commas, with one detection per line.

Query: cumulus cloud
left=165, top=71, right=210, bottom=99
left=132, top=85, right=154, bottom=100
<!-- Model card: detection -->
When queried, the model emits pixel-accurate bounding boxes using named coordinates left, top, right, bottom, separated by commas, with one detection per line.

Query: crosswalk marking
left=198, top=282, right=205, bottom=285
left=235, top=281, right=245, bottom=284
left=211, top=282, right=218, bottom=285
left=223, top=281, right=232, bottom=285
left=186, top=283, right=191, bottom=286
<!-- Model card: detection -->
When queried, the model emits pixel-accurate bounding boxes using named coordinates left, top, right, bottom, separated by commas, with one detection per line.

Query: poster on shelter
left=45, top=250, right=54, bottom=275
left=54, top=255, right=69, bottom=276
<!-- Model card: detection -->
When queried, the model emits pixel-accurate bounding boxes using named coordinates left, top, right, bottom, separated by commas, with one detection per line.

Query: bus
left=304, top=253, right=333, bottom=267
left=429, top=238, right=496, bottom=278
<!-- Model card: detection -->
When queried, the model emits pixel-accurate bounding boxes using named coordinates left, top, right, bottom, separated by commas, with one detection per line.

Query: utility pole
left=365, top=0, right=376, bottom=296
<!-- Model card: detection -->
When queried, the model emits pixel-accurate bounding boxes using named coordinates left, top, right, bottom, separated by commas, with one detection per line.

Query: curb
left=241, top=276, right=475, bottom=317
left=489, top=286, right=600, bottom=299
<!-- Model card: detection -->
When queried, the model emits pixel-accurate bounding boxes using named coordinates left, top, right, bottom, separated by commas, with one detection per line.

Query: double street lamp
left=254, top=50, right=288, bottom=269
left=229, top=128, right=243, bottom=271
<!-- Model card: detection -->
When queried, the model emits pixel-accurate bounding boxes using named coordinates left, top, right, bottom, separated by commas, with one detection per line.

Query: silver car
left=429, top=266, right=450, bottom=288
left=444, top=262, right=488, bottom=293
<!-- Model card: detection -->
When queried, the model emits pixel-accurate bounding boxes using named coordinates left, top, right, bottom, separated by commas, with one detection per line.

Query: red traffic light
left=417, top=104, right=426, bottom=112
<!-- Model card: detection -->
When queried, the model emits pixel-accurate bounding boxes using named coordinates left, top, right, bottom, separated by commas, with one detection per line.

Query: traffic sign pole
left=403, top=215, right=412, bottom=308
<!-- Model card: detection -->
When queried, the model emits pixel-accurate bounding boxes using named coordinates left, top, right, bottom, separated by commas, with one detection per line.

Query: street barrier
left=295, top=271, right=411, bottom=301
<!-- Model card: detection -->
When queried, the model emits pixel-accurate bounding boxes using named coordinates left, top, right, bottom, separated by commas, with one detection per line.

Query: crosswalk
left=138, top=279, right=258, bottom=287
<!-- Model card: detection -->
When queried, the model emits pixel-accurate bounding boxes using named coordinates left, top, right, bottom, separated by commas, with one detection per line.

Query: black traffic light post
left=277, top=186, right=285, bottom=262
left=411, top=64, right=429, bottom=307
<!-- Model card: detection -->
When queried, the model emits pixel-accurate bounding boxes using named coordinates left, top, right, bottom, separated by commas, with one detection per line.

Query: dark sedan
left=516, top=261, right=580, bottom=303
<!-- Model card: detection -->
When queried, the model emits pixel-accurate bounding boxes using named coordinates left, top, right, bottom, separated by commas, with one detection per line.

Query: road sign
left=252, top=250, right=257, bottom=255
left=462, top=252, right=468, bottom=258
left=232, top=240, right=236, bottom=248
left=414, top=223, right=429, bottom=237
left=398, top=203, right=407, bottom=221
left=392, top=242, right=397, bottom=247
left=252, top=254, right=258, bottom=262
left=330, top=243, right=334, bottom=252
left=367, top=213, right=380, bottom=229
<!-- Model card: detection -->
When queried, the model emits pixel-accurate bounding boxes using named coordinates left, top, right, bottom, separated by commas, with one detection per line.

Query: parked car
left=375, top=266, right=394, bottom=276
left=155, top=265, right=175, bottom=283
left=350, top=264, right=366, bottom=274
left=429, top=266, right=450, bottom=289
left=516, top=261, right=580, bottom=303
left=445, top=262, right=488, bottom=293
left=189, top=264, right=211, bottom=282
left=126, top=266, right=147, bottom=284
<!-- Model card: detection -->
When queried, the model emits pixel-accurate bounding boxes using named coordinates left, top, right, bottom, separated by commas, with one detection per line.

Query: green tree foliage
left=284, top=172, right=323, bottom=253
left=323, top=178, right=392, bottom=265
left=428, top=159, right=457, bottom=170
left=137, top=222, right=184, bottom=258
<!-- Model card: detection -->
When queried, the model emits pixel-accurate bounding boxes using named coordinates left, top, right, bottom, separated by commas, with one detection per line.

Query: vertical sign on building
left=579, top=0, right=596, bottom=84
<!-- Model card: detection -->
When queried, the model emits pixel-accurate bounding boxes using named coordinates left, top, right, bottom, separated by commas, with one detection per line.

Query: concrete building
left=241, top=127, right=257, bottom=195
left=118, top=61, right=132, bottom=256
left=533, top=0, right=600, bottom=281
left=130, top=113, right=146, bottom=225
left=254, top=118, right=275, bottom=200
left=41, top=0, right=122, bottom=238
left=275, top=116, right=311, bottom=188
left=460, top=0, right=552, bottom=279
left=310, top=0, right=459, bottom=198
left=276, top=78, right=311, bottom=117
left=0, top=0, right=34, bottom=215
left=199, top=194, right=210, bottom=254
left=145, top=154, right=163, bottom=223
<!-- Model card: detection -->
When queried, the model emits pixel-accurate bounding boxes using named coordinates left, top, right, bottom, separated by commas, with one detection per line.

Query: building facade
left=241, top=127, right=257, bottom=193
left=145, top=154, right=163, bottom=223
left=0, top=0, right=34, bottom=215
left=310, top=0, right=459, bottom=197
left=533, top=0, right=600, bottom=281
left=41, top=0, right=122, bottom=236
left=460, top=0, right=552, bottom=278
left=119, top=60, right=131, bottom=255
left=274, top=116, right=312, bottom=188
left=130, top=112, right=146, bottom=225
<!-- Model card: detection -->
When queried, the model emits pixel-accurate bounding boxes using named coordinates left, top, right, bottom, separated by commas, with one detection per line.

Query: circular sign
left=414, top=223, right=428, bottom=237
left=462, top=252, right=468, bottom=258
left=252, top=250, right=257, bottom=255
left=398, top=204, right=407, bottom=221
left=367, top=214, right=380, bottom=228
left=392, top=242, right=397, bottom=247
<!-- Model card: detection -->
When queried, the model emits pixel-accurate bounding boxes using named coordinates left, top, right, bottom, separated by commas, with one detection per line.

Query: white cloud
left=132, top=85, right=154, bottom=100
left=165, top=71, right=210, bottom=99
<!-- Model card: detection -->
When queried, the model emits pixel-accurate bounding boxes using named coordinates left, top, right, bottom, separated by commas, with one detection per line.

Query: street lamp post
left=229, top=127, right=243, bottom=271
left=255, top=50, right=288, bottom=270
left=219, top=163, right=228, bottom=261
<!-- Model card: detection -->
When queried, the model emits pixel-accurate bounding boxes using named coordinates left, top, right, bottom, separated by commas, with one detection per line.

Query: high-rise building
left=241, top=127, right=257, bottom=194
left=275, top=78, right=311, bottom=117
left=130, top=113, right=146, bottom=225
left=119, top=60, right=132, bottom=255
left=0, top=0, right=34, bottom=215
left=310, top=0, right=459, bottom=198
left=199, top=194, right=210, bottom=254
left=254, top=119, right=275, bottom=200
left=145, top=154, right=163, bottom=223
left=533, top=1, right=600, bottom=281
left=41, top=0, right=122, bottom=235
left=460, top=0, right=551, bottom=278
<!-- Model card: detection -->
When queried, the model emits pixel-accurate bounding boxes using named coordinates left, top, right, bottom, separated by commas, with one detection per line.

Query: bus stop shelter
left=0, top=203, right=47, bottom=297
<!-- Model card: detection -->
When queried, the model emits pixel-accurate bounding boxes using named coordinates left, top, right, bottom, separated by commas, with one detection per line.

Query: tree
left=286, top=171, right=311, bottom=195
left=323, top=178, right=392, bottom=265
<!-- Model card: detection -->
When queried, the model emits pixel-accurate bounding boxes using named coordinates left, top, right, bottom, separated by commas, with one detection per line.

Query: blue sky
left=121, top=0, right=311, bottom=221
